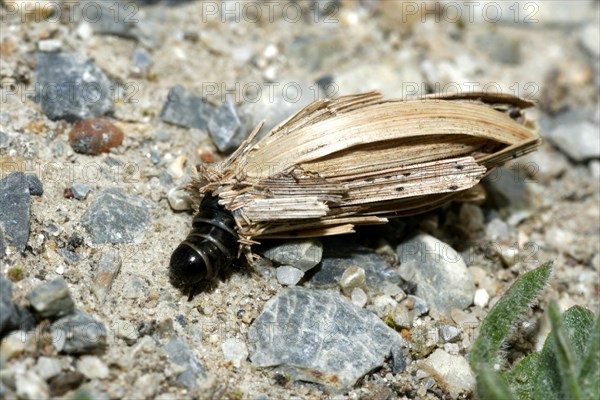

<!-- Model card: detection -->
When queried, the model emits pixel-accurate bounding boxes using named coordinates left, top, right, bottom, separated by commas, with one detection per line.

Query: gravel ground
left=0, top=1, right=599, bottom=399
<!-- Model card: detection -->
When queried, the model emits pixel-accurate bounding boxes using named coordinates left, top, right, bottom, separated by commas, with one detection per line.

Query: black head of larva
left=169, top=193, right=238, bottom=291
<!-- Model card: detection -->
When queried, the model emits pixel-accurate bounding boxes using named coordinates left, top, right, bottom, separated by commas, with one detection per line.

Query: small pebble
left=208, top=98, right=244, bottom=153
left=439, top=325, right=461, bottom=343
left=350, top=287, right=368, bottom=308
left=167, top=155, right=187, bottom=179
left=25, top=277, right=75, bottom=319
left=68, top=118, right=124, bottom=155
left=26, top=174, right=44, bottom=196
left=113, top=319, right=139, bottom=344
left=0, top=172, right=31, bottom=253
left=499, top=246, right=519, bottom=267
left=38, top=39, right=62, bottom=52
left=76, top=356, right=109, bottom=380
left=473, top=288, right=490, bottom=308
left=81, top=188, right=149, bottom=245
left=276, top=265, right=304, bottom=286
left=163, top=335, right=206, bottom=389
left=50, top=311, right=107, bottom=354
left=133, top=374, right=160, bottom=399
left=339, top=266, right=366, bottom=295
left=418, top=349, right=475, bottom=398
left=35, top=356, right=63, bottom=381
left=221, top=338, right=249, bottom=368
left=263, top=240, right=323, bottom=272
left=49, top=371, right=86, bottom=397
left=16, top=371, right=50, bottom=400
left=0, top=330, right=27, bottom=361
left=485, top=218, right=511, bottom=241
left=167, top=187, right=192, bottom=211
left=0, top=130, right=11, bottom=148
left=71, top=183, right=90, bottom=200
left=370, top=294, right=397, bottom=318
left=92, top=248, right=122, bottom=303
left=392, top=305, right=414, bottom=329
left=406, top=295, right=429, bottom=316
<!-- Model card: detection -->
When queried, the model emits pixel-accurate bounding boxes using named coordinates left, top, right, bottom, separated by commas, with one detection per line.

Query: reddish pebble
left=63, top=188, right=73, bottom=198
left=68, top=118, right=124, bottom=155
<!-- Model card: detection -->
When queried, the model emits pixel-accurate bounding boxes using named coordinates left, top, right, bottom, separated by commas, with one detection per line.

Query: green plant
left=470, top=262, right=599, bottom=399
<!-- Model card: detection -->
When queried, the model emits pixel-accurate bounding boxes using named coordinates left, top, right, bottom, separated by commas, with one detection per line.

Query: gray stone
left=0, top=278, right=35, bottom=338
left=33, top=52, right=113, bottom=122
left=390, top=346, right=407, bottom=373
left=164, top=336, right=205, bottom=389
left=50, top=311, right=107, bottom=354
left=485, top=218, right=511, bottom=241
left=81, top=188, right=149, bottom=244
left=0, top=276, right=15, bottom=336
left=0, top=131, right=10, bottom=148
left=406, top=295, right=429, bottom=316
left=160, top=85, right=215, bottom=131
left=523, top=147, right=569, bottom=181
left=476, top=32, right=521, bottom=65
left=26, top=174, right=43, bottom=196
left=122, top=277, right=148, bottom=299
left=248, top=287, right=406, bottom=390
left=397, top=234, right=475, bottom=318
left=0, top=173, right=31, bottom=254
left=276, top=266, right=304, bottom=286
left=263, top=240, right=323, bottom=272
left=58, top=248, right=81, bottom=265
left=132, top=47, right=153, bottom=70
left=73, top=0, right=139, bottom=39
left=71, top=183, right=90, bottom=200
left=92, top=248, right=122, bottom=303
left=35, top=356, right=63, bottom=381
left=26, top=277, right=75, bottom=319
left=308, top=242, right=401, bottom=293
left=483, top=167, right=539, bottom=212
left=548, top=120, right=600, bottom=162
left=208, top=98, right=244, bottom=153
left=439, top=325, right=461, bottom=343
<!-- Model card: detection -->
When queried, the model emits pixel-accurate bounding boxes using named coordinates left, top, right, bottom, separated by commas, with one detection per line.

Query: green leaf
left=470, top=262, right=553, bottom=369
left=548, top=302, right=581, bottom=399
left=577, top=310, right=599, bottom=398
left=475, top=366, right=516, bottom=400
left=508, top=305, right=596, bottom=400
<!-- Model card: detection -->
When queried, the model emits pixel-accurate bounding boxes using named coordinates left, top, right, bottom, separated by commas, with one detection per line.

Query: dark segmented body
left=169, top=192, right=238, bottom=288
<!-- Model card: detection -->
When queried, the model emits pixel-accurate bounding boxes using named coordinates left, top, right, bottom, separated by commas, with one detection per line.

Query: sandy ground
left=0, top=0, right=599, bottom=399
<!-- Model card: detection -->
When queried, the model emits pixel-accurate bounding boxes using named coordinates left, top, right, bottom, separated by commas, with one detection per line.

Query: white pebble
left=0, top=331, right=27, bottom=361
left=38, top=39, right=62, bottom=52
left=339, top=266, right=366, bottom=294
left=350, top=287, right=368, bottom=308
left=77, top=356, right=109, bottom=380
left=473, top=288, right=490, bottom=308
left=167, top=155, right=187, bottom=178
left=55, top=266, right=64, bottom=274
left=167, top=187, right=192, bottom=211
left=221, top=338, right=249, bottom=368
left=276, top=265, right=304, bottom=286
left=16, top=371, right=49, bottom=400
